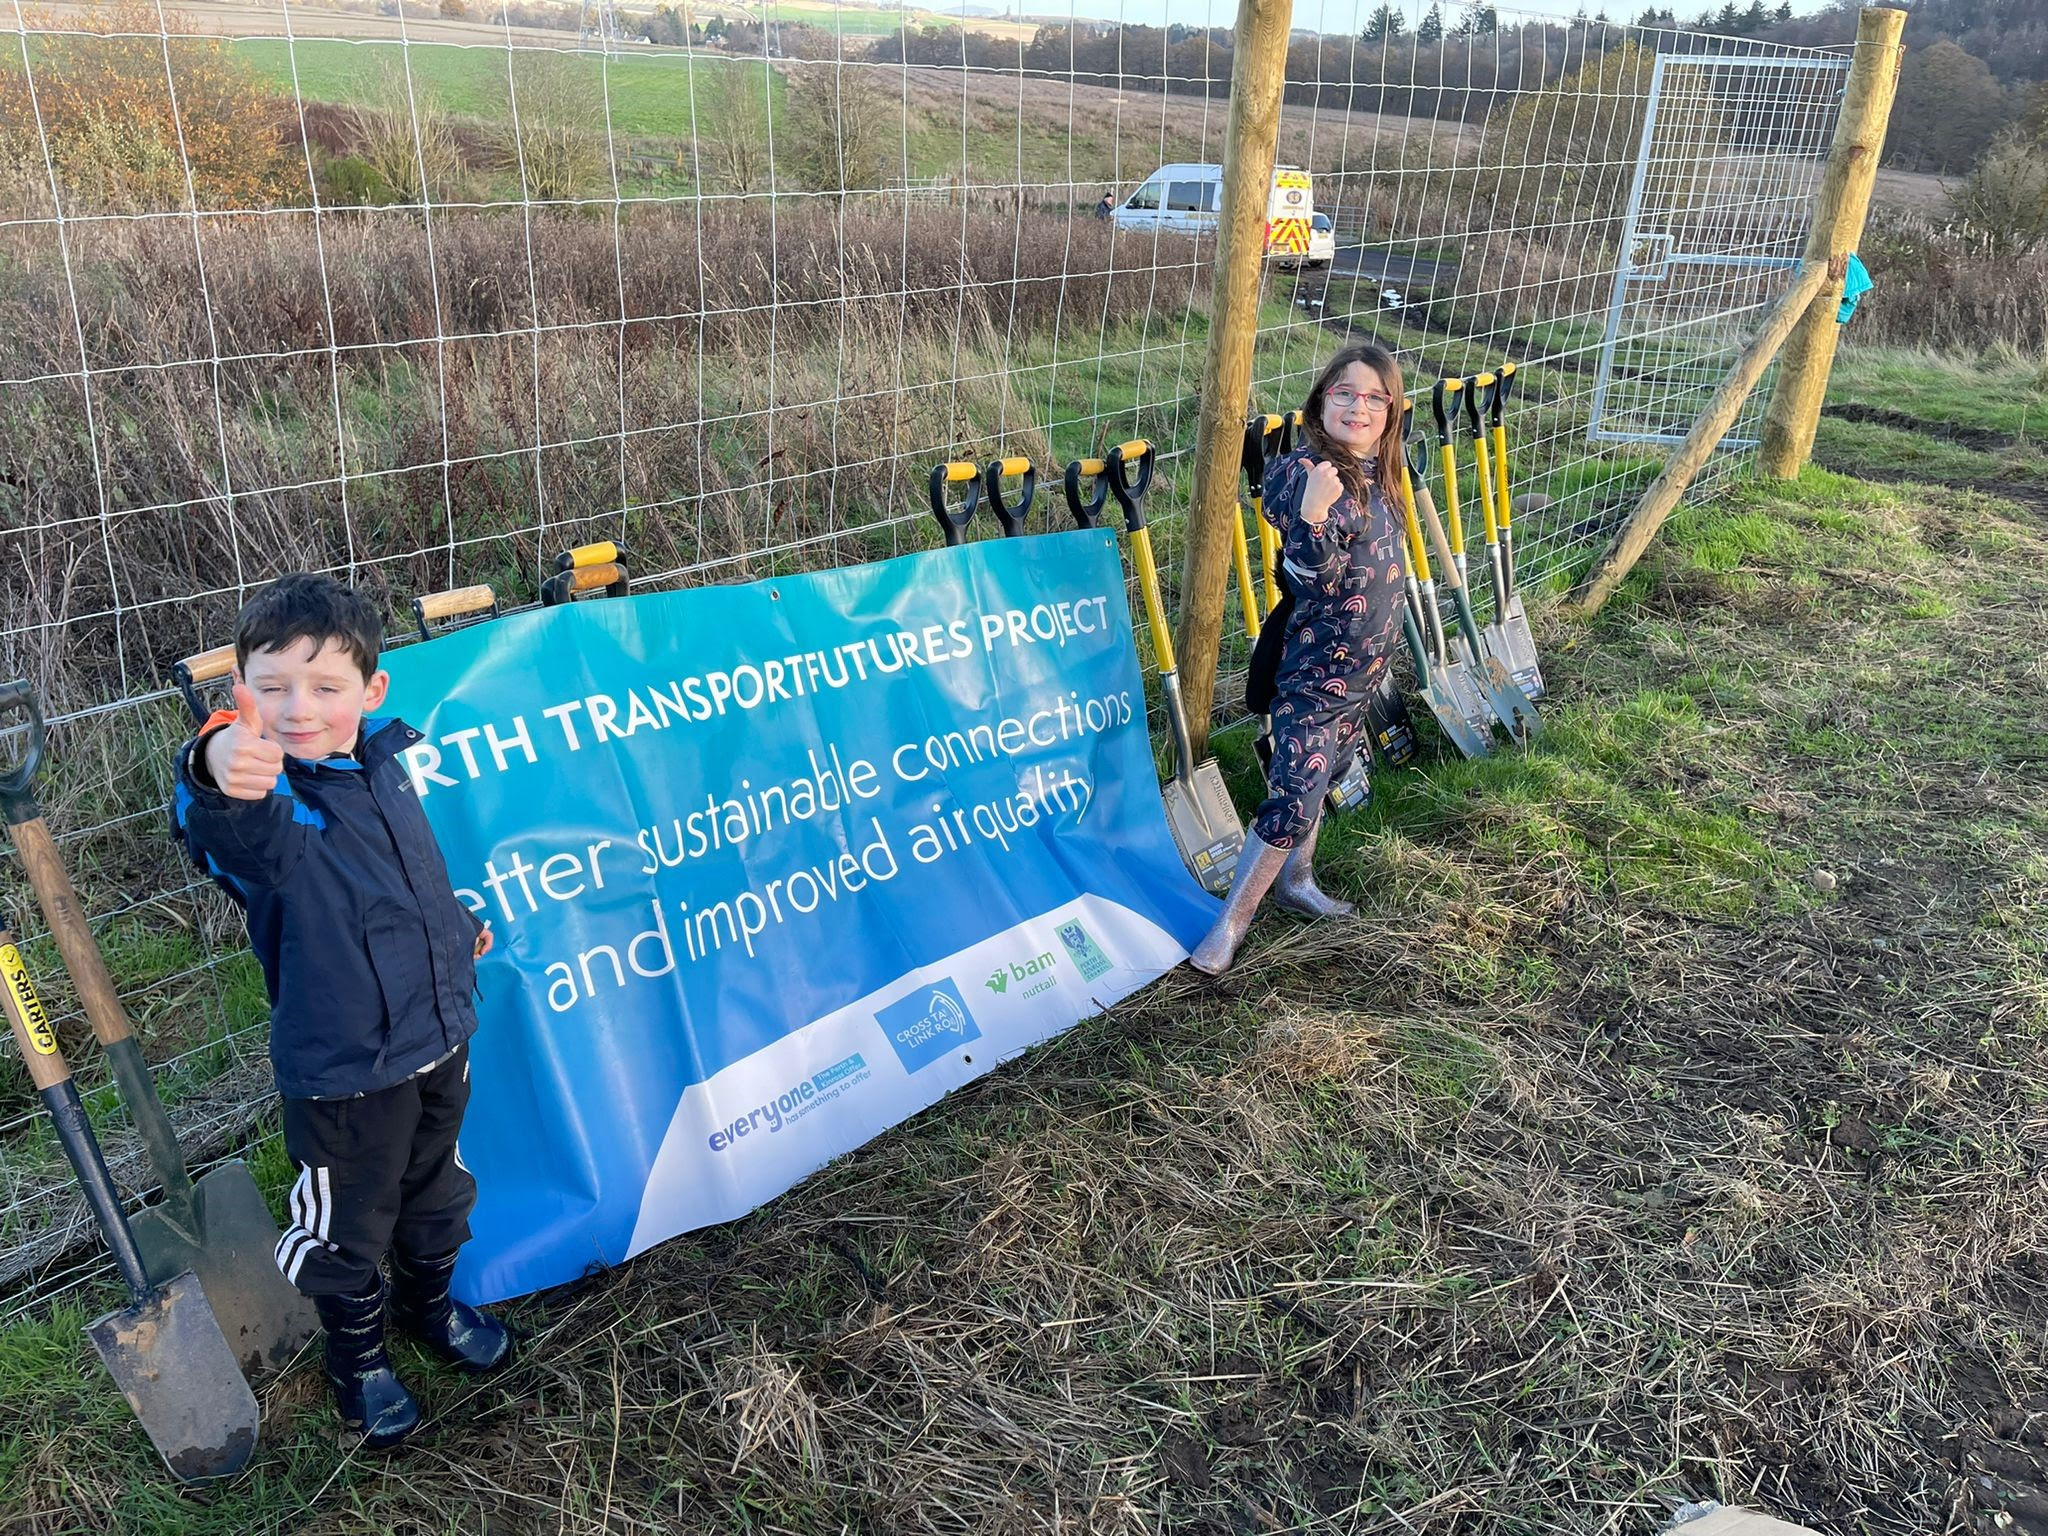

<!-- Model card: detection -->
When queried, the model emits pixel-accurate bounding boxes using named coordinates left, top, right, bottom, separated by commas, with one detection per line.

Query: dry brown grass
left=0, top=201, right=1203, bottom=719
left=8, top=455, right=2045, bottom=1533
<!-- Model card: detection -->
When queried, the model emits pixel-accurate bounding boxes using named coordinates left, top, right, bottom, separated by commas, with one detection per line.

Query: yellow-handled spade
left=1108, top=441, right=1244, bottom=894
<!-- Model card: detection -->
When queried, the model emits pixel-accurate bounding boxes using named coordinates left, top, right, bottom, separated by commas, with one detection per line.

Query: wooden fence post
left=1172, top=0, right=1293, bottom=759
left=1757, top=6, right=1908, bottom=479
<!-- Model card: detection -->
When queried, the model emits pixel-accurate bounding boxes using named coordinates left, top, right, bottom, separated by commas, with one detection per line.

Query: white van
left=1111, top=163, right=1318, bottom=262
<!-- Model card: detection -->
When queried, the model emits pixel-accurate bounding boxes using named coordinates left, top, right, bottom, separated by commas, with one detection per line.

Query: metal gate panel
left=1589, top=52, right=1850, bottom=447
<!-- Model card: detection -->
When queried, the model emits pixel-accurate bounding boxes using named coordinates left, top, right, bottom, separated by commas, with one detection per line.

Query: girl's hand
left=1300, top=461, right=1343, bottom=528
left=474, top=921, right=494, bottom=959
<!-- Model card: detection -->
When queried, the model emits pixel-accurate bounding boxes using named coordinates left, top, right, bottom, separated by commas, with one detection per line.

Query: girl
left=1190, top=343, right=1409, bottom=976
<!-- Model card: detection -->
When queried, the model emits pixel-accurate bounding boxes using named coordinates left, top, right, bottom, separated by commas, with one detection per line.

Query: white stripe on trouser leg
left=315, top=1165, right=332, bottom=1241
left=289, top=1165, right=314, bottom=1233
left=275, top=1228, right=318, bottom=1284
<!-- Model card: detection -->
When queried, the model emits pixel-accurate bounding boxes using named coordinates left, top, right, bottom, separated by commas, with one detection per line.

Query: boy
left=174, top=572, right=510, bottom=1448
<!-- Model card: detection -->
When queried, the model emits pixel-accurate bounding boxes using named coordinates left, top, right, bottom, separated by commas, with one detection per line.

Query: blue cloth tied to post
left=1838, top=252, right=1873, bottom=324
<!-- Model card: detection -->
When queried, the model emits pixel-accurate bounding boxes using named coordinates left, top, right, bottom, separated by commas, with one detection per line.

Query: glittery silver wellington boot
left=1272, top=821, right=1354, bottom=919
left=1188, top=833, right=1289, bottom=976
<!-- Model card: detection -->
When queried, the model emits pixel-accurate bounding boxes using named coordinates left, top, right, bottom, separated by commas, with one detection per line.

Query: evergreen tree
left=1417, top=2, right=1444, bottom=43
left=1362, top=2, right=1406, bottom=42
left=1739, top=0, right=1768, bottom=34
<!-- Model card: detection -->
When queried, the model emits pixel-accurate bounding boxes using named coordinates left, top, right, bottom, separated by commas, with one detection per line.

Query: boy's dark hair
left=235, top=573, right=383, bottom=679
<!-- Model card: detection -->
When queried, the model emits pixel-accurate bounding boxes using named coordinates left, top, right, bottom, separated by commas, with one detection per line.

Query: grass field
left=3, top=350, right=2045, bottom=1531
left=233, top=37, right=747, bottom=140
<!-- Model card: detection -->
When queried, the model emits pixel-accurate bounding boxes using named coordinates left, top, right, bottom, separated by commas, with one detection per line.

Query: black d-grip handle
left=928, top=461, right=981, bottom=547
left=1106, top=440, right=1156, bottom=533
left=983, top=457, right=1036, bottom=538
left=1063, top=458, right=1109, bottom=529
left=1463, top=372, right=1497, bottom=438
left=0, top=679, right=47, bottom=813
left=1431, top=377, right=1462, bottom=448
left=1403, top=420, right=1431, bottom=484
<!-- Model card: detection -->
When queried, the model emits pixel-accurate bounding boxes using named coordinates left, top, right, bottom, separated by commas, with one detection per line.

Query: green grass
left=1829, top=343, right=2048, bottom=441
left=233, top=38, right=756, bottom=140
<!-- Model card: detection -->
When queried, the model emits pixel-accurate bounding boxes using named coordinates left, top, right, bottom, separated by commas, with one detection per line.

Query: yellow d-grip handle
left=1259, top=413, right=1282, bottom=432
left=1073, top=457, right=1105, bottom=476
left=563, top=541, right=620, bottom=569
left=1114, top=438, right=1150, bottom=461
left=942, top=461, right=979, bottom=483
left=1436, top=441, right=1466, bottom=557
left=993, top=456, right=1031, bottom=478
left=1129, top=526, right=1176, bottom=675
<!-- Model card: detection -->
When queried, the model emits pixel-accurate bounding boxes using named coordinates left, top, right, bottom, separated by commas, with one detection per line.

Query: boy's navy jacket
left=174, top=713, right=483, bottom=1100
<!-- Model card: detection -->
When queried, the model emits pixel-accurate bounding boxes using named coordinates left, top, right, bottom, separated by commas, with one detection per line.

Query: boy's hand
left=204, top=681, right=288, bottom=801
left=474, top=921, right=494, bottom=959
left=1301, top=462, right=1343, bottom=528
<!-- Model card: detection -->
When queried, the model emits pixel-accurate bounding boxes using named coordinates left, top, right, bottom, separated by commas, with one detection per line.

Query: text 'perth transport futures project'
left=398, top=596, right=1119, bottom=798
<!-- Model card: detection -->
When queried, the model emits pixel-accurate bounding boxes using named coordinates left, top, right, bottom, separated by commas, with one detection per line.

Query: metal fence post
left=1757, top=6, right=1908, bottom=479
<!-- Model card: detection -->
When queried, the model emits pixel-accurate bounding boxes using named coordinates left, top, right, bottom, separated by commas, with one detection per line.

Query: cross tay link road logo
left=876, top=979, right=981, bottom=1074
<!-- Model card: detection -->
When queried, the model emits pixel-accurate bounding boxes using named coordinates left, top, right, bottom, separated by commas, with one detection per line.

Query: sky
left=956, top=0, right=1844, bottom=32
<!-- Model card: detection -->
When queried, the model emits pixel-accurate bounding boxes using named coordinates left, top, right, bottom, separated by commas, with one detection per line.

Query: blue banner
left=381, top=529, right=1215, bottom=1303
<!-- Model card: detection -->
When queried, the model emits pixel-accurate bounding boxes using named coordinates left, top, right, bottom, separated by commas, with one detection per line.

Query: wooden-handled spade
left=1, top=680, right=319, bottom=1379
left=0, top=920, right=261, bottom=1482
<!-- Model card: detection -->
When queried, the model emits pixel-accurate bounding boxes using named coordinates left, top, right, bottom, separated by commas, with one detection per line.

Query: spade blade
left=130, top=1165, right=322, bottom=1379
left=87, top=1270, right=261, bottom=1484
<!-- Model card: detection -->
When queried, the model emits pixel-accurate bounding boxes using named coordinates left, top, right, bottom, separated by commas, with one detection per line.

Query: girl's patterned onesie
left=1253, top=446, right=1408, bottom=848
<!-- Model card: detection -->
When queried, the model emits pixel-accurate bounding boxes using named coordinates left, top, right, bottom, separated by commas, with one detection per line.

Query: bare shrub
left=1850, top=211, right=2048, bottom=353
left=1948, top=129, right=2048, bottom=257
left=0, top=201, right=1203, bottom=708
left=491, top=54, right=606, bottom=204
left=779, top=64, right=900, bottom=197
left=1477, top=40, right=1659, bottom=238
left=692, top=58, right=773, bottom=195
left=350, top=58, right=465, bottom=206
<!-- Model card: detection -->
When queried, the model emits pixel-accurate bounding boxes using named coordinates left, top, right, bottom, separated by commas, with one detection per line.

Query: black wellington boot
left=390, top=1248, right=512, bottom=1373
left=314, top=1274, right=422, bottom=1449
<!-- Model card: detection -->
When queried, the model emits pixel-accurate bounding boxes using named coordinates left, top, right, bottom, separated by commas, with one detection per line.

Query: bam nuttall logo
left=986, top=949, right=1057, bottom=999
left=876, top=978, right=982, bottom=1074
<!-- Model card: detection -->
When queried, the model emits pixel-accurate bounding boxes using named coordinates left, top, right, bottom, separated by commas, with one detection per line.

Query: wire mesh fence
left=0, top=0, right=1851, bottom=1323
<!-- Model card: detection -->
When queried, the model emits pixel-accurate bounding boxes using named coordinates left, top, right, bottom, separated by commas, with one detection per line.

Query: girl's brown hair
left=1298, top=343, right=1405, bottom=513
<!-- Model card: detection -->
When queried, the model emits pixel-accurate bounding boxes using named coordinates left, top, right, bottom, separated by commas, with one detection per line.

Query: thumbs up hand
left=204, top=680, right=289, bottom=801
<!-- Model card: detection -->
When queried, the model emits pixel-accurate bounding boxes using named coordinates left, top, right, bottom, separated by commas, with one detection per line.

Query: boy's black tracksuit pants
left=273, top=1044, right=479, bottom=1297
